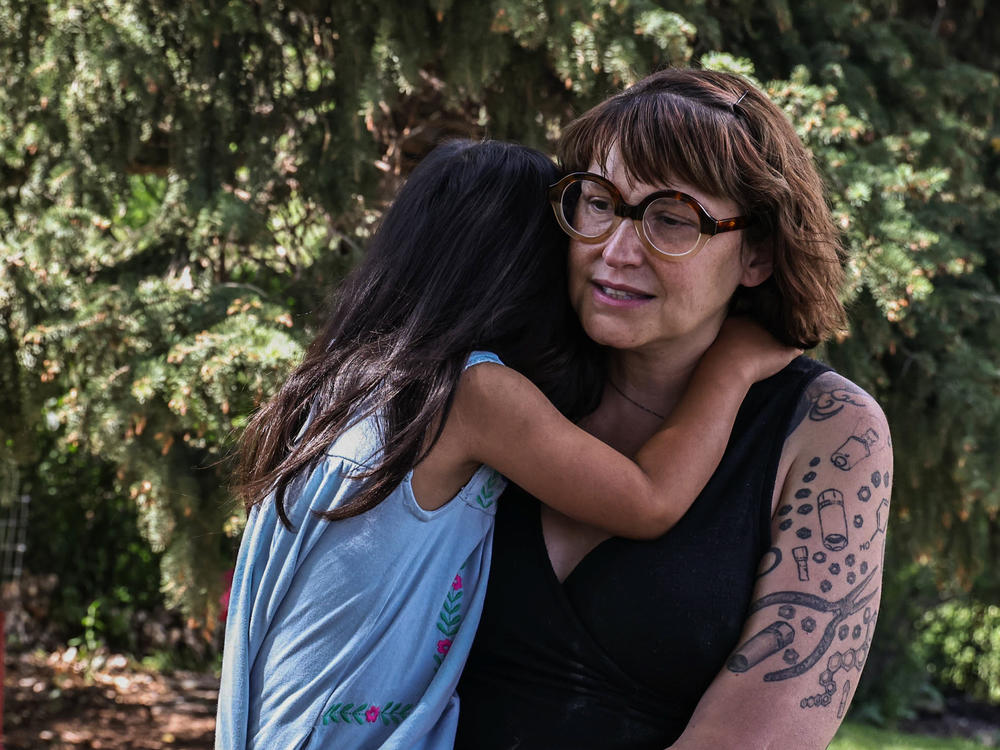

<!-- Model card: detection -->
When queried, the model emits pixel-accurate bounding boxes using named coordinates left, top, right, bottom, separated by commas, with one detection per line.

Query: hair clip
left=733, top=90, right=750, bottom=108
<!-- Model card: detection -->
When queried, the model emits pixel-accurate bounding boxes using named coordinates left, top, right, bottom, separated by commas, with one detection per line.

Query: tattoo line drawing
left=809, top=388, right=868, bottom=422
left=727, top=621, right=796, bottom=673
left=786, top=377, right=866, bottom=437
left=838, top=680, right=852, bottom=718
left=830, top=426, right=880, bottom=471
left=757, top=547, right=782, bottom=578
left=731, top=566, right=880, bottom=682
left=860, top=498, right=890, bottom=551
left=818, top=489, right=849, bottom=551
left=800, top=607, right=877, bottom=711
left=792, top=546, right=810, bottom=581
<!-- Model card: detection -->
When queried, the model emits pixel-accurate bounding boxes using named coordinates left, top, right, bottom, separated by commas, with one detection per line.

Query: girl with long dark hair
left=215, top=138, right=794, bottom=750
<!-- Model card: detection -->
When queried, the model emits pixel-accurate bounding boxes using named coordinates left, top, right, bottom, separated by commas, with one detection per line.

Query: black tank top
left=456, top=356, right=829, bottom=750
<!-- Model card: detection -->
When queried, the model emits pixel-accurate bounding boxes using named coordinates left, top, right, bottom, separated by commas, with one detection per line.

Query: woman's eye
left=586, top=197, right=612, bottom=212
left=650, top=212, right=690, bottom=227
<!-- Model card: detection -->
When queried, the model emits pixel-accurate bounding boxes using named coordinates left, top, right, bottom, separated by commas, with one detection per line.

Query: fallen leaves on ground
left=5, top=647, right=217, bottom=749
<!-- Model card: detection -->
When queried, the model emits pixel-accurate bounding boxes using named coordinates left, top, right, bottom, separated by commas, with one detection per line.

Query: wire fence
left=1, top=494, right=30, bottom=586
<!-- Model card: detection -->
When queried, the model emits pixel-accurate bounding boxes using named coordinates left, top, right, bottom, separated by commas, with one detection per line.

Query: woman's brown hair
left=558, top=68, right=846, bottom=348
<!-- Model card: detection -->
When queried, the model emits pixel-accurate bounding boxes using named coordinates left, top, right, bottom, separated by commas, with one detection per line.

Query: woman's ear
left=739, top=242, right=773, bottom=288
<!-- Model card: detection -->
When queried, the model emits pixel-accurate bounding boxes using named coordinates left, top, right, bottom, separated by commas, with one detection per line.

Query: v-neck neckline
left=534, top=502, right=621, bottom=591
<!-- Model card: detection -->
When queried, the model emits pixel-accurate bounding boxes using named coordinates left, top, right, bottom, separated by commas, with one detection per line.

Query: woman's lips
left=591, top=280, right=654, bottom=307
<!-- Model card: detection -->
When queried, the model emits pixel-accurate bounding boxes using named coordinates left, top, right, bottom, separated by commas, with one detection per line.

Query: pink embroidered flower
left=366, top=705, right=380, bottom=723
left=437, top=638, right=452, bottom=655
left=452, top=574, right=463, bottom=591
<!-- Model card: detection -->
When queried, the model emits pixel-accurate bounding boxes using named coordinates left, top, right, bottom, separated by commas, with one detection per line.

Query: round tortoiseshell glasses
left=548, top=172, right=756, bottom=260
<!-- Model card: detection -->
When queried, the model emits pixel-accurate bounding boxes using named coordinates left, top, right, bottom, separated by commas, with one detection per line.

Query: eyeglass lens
left=559, top=178, right=702, bottom=256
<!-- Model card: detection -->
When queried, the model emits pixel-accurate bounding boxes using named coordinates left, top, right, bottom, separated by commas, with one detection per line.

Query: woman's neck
left=581, top=331, right=718, bottom=456
left=611, top=325, right=721, bottom=412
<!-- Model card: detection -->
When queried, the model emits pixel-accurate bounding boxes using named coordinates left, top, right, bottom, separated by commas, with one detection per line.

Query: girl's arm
left=666, top=371, right=890, bottom=749
left=417, top=318, right=797, bottom=539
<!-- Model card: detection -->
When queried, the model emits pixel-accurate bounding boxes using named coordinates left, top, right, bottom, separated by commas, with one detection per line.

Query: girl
left=216, top=139, right=795, bottom=750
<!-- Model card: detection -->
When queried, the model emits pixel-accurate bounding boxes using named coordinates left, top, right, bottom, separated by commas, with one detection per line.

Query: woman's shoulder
left=780, top=365, right=891, bottom=477
left=792, top=366, right=887, bottom=432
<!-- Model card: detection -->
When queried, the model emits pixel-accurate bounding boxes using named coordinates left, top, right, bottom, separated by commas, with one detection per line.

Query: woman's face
left=568, top=147, right=770, bottom=357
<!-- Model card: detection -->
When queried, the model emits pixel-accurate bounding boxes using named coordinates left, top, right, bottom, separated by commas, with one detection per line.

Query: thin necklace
left=607, top=379, right=665, bottom=420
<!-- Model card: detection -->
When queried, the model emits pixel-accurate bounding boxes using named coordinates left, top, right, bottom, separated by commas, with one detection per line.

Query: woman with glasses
left=456, top=68, right=892, bottom=750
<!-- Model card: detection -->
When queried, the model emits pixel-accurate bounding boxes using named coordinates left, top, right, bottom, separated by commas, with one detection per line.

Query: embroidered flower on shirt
left=433, top=565, right=465, bottom=668
left=323, top=702, right=412, bottom=727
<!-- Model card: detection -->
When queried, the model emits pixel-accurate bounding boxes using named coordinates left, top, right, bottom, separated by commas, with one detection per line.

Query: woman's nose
left=601, top=219, right=645, bottom=268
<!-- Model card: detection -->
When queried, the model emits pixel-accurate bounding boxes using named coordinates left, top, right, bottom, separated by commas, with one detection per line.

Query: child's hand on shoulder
left=703, top=317, right=802, bottom=385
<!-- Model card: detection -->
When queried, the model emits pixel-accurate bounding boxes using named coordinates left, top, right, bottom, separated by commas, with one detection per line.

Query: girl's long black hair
left=235, top=139, right=603, bottom=526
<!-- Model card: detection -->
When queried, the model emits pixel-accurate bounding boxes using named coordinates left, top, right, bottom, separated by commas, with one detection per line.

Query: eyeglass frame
left=547, top=172, right=757, bottom=261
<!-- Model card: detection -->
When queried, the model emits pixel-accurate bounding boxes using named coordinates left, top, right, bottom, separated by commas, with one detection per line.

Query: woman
left=456, top=68, right=891, bottom=750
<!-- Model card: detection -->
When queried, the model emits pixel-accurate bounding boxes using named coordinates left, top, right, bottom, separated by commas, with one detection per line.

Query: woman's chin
left=581, top=316, right=647, bottom=351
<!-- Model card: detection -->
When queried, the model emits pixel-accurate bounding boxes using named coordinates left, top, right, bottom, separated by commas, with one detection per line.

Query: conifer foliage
left=1, top=1, right=997, bottom=629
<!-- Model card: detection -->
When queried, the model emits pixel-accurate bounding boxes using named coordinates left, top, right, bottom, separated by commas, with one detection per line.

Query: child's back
left=218, top=354, right=504, bottom=750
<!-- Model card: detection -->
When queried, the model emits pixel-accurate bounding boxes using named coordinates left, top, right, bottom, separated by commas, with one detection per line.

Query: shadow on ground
left=5, top=648, right=216, bottom=749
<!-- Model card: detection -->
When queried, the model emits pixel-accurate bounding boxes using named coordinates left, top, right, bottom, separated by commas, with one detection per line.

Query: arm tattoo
left=786, top=376, right=869, bottom=437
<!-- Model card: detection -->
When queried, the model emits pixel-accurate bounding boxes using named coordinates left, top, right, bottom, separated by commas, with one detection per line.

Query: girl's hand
left=704, top=317, right=802, bottom=386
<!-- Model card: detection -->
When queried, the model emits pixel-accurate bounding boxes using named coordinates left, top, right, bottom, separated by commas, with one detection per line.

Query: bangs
left=560, top=91, right=755, bottom=208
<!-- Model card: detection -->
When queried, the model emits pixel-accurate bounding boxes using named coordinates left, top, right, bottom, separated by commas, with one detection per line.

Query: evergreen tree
left=1, top=1, right=997, bottom=644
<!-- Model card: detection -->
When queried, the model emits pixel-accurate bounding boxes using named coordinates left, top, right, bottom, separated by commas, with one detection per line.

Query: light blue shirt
left=216, top=352, right=505, bottom=749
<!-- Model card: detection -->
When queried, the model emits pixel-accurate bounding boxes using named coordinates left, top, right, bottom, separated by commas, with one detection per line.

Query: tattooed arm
left=669, top=372, right=892, bottom=750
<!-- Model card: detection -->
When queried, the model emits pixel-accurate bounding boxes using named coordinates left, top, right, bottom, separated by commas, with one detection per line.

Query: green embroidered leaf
left=323, top=703, right=343, bottom=725
left=349, top=704, right=366, bottom=724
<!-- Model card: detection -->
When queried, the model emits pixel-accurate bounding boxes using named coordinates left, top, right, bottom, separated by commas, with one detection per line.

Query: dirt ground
left=4, top=648, right=216, bottom=749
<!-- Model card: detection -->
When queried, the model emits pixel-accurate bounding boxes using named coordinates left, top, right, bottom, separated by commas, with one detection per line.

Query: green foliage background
left=1, top=0, right=997, bottom=715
